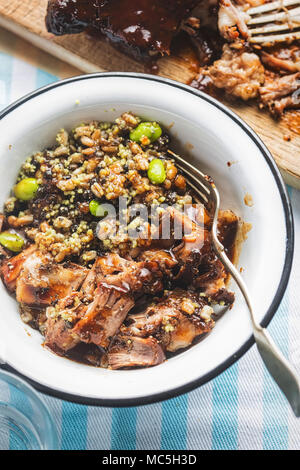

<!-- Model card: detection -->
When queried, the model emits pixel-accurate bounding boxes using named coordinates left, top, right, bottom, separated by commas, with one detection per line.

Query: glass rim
left=0, top=368, right=58, bottom=450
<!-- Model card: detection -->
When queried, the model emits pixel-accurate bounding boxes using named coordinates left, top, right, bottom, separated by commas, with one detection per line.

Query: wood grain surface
left=0, top=0, right=299, bottom=188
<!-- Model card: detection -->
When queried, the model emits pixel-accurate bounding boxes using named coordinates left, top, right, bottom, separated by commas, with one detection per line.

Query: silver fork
left=169, top=149, right=300, bottom=417
left=247, top=0, right=300, bottom=45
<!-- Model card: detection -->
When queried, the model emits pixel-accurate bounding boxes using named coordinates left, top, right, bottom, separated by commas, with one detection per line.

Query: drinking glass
left=0, top=369, right=58, bottom=450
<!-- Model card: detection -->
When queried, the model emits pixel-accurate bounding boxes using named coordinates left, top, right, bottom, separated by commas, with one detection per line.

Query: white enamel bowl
left=0, top=74, right=293, bottom=406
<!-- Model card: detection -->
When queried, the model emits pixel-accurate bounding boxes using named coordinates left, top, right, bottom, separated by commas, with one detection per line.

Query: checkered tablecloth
left=1, top=29, right=300, bottom=450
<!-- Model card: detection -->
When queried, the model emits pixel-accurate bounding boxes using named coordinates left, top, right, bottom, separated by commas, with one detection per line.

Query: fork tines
left=247, top=0, right=300, bottom=45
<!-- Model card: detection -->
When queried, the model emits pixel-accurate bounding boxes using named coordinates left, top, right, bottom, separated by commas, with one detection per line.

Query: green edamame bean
left=130, top=122, right=162, bottom=144
left=0, top=232, right=24, bottom=252
left=147, top=159, right=166, bottom=185
left=89, top=200, right=108, bottom=218
left=14, top=178, right=39, bottom=201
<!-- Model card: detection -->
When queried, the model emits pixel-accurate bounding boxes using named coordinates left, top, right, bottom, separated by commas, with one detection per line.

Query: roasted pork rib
left=46, top=0, right=200, bottom=62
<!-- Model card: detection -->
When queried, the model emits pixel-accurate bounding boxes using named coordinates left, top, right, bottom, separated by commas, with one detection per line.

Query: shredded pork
left=203, top=44, right=265, bottom=100
left=218, top=0, right=250, bottom=41
left=259, top=72, right=300, bottom=116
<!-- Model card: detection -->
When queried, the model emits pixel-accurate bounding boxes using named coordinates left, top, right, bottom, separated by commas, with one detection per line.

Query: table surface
left=1, top=26, right=300, bottom=451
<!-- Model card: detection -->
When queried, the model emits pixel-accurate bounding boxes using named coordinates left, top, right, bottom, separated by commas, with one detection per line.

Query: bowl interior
left=0, top=75, right=290, bottom=404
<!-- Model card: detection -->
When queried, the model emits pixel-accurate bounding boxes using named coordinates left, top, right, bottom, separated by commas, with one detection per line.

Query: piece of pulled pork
left=259, top=72, right=300, bottom=116
left=157, top=207, right=237, bottom=305
left=106, top=335, right=166, bottom=370
left=260, top=45, right=300, bottom=74
left=1, top=245, right=36, bottom=291
left=55, top=287, right=134, bottom=351
left=44, top=252, right=166, bottom=353
left=199, top=44, right=265, bottom=100
left=121, top=289, right=215, bottom=353
left=1, top=246, right=87, bottom=304
left=16, top=252, right=88, bottom=306
left=217, top=0, right=269, bottom=41
left=44, top=293, right=83, bottom=354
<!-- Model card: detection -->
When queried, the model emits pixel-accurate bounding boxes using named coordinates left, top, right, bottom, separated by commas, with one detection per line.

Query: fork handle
left=213, top=240, right=300, bottom=417
left=254, top=327, right=300, bottom=417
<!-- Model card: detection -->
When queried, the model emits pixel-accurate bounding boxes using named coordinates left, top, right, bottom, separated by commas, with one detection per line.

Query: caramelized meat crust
left=46, top=0, right=99, bottom=35
left=122, top=289, right=215, bottom=353
left=46, top=0, right=200, bottom=62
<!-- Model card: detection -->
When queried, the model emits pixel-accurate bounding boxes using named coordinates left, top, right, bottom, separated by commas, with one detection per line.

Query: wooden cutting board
left=1, top=0, right=300, bottom=188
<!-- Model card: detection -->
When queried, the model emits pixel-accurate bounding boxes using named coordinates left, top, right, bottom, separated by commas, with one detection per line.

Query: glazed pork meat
left=46, top=0, right=200, bottom=62
left=44, top=253, right=167, bottom=354
left=155, top=206, right=237, bottom=304
left=1, top=247, right=88, bottom=303
left=79, top=253, right=165, bottom=298
left=189, top=1, right=300, bottom=118
left=72, top=288, right=134, bottom=348
left=16, top=252, right=88, bottom=306
left=46, top=0, right=99, bottom=35
left=107, top=335, right=166, bottom=369
left=45, top=287, right=135, bottom=352
left=121, top=289, right=215, bottom=353
left=44, top=293, right=84, bottom=354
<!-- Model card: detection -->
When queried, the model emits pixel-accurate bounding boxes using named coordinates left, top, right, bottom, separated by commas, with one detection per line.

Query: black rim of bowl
left=0, top=72, right=294, bottom=407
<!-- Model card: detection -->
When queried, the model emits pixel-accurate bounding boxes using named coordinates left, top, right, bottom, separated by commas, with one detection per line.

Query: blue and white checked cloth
left=1, top=49, right=300, bottom=451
